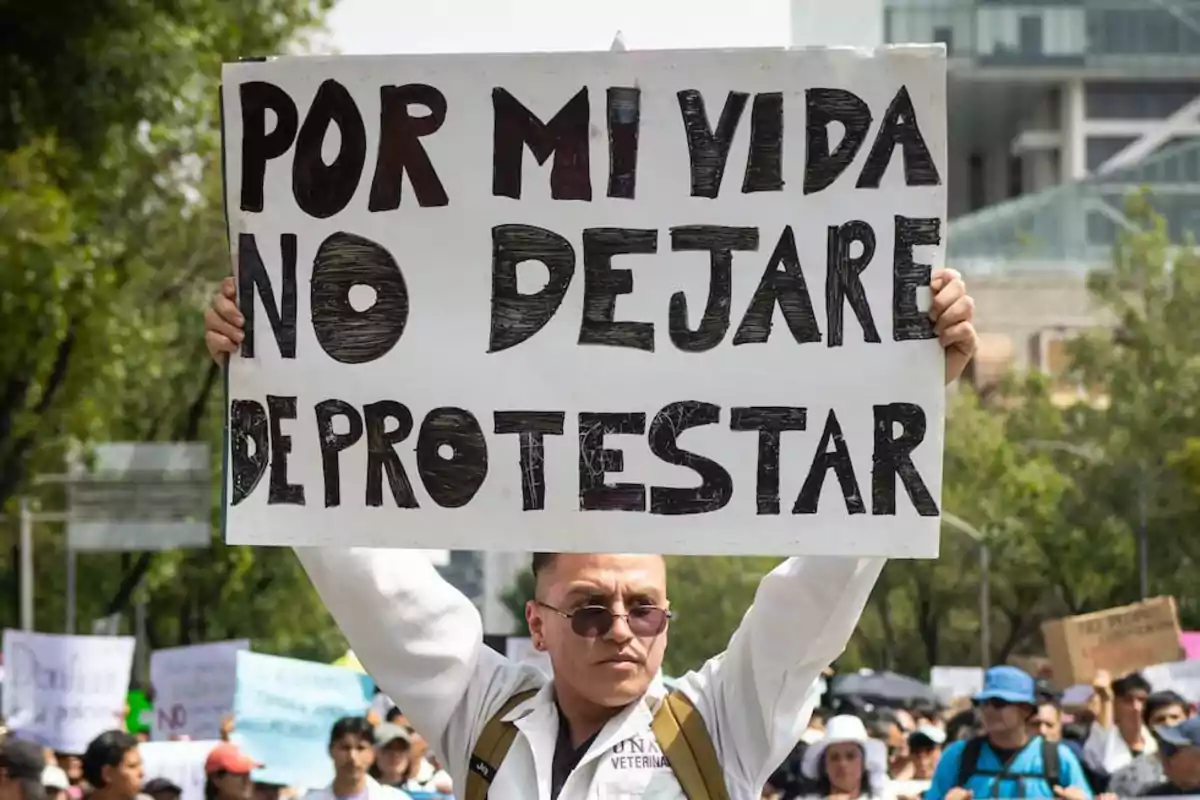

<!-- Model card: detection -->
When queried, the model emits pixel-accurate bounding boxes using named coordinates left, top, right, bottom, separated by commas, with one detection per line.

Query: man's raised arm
left=678, top=556, right=885, bottom=794
left=294, top=548, right=540, bottom=782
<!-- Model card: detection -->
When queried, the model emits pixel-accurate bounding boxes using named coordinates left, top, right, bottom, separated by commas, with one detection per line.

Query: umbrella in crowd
left=829, top=669, right=943, bottom=707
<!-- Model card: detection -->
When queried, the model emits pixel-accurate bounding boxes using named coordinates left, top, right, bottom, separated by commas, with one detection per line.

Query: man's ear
left=526, top=600, right=546, bottom=650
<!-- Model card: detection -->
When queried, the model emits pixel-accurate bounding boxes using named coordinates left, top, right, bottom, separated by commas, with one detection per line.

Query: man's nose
left=604, top=609, right=635, bottom=643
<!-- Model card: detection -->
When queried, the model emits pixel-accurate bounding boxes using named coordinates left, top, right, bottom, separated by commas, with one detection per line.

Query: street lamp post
left=942, top=511, right=990, bottom=669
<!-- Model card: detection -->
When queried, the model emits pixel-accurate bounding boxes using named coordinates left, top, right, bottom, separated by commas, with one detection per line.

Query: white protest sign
left=929, top=666, right=984, bottom=701
left=150, top=640, right=249, bottom=741
left=1144, top=660, right=1200, bottom=703
left=221, top=46, right=948, bottom=557
left=140, top=740, right=218, bottom=800
left=1, top=630, right=134, bottom=753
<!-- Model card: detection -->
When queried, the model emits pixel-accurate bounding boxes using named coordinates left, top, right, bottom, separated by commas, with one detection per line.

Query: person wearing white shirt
left=304, top=718, right=411, bottom=800
left=1082, top=671, right=1156, bottom=781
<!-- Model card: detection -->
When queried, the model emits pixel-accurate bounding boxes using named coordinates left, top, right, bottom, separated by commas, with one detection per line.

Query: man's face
left=526, top=554, right=669, bottom=708
left=212, top=772, right=252, bottom=800
left=102, top=747, right=144, bottom=800
left=329, top=735, right=374, bottom=782
left=1115, top=688, right=1149, bottom=729
left=909, top=744, right=940, bottom=780
left=979, top=699, right=1029, bottom=738
left=1029, top=702, right=1062, bottom=742
left=1164, top=746, right=1200, bottom=790
left=1149, top=704, right=1189, bottom=730
left=57, top=757, right=81, bottom=783
left=252, top=785, right=279, bottom=800
left=375, top=741, right=410, bottom=779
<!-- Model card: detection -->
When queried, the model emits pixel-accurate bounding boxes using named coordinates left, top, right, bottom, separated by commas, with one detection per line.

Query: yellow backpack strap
left=650, top=689, right=731, bottom=800
left=465, top=688, right=538, bottom=800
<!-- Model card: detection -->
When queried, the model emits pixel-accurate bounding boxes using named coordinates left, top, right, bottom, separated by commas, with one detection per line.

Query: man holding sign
left=208, top=44, right=975, bottom=800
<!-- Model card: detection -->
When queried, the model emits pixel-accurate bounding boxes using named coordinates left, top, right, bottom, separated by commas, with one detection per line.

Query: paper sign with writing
left=232, top=651, right=374, bottom=788
left=140, top=740, right=218, bottom=800
left=219, top=45, right=948, bottom=557
left=1145, top=660, right=1200, bottom=703
left=1, top=630, right=134, bottom=753
left=150, top=640, right=249, bottom=741
left=929, top=666, right=984, bottom=700
left=1042, top=596, right=1184, bottom=686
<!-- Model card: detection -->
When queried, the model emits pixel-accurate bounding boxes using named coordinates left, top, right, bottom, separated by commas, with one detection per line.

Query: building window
left=1086, top=136, right=1138, bottom=172
left=1008, top=155, right=1024, bottom=198
left=968, top=153, right=985, bottom=211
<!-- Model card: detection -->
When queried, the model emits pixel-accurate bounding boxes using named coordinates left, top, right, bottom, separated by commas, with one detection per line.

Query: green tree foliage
left=0, top=0, right=341, bottom=659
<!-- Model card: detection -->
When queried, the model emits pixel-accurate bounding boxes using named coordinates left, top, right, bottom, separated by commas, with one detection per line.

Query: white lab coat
left=297, top=548, right=883, bottom=800
left=303, top=777, right=412, bottom=800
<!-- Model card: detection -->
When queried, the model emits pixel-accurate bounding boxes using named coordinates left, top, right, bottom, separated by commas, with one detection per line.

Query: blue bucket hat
left=1156, top=717, right=1200, bottom=753
left=974, top=666, right=1036, bottom=705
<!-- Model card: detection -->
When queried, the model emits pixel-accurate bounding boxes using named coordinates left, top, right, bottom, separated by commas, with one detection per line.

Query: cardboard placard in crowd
left=1, top=630, right=135, bottom=753
left=218, top=45, right=949, bottom=558
left=1041, top=596, right=1184, bottom=686
left=232, top=651, right=374, bottom=789
left=151, top=640, right=249, bottom=741
left=140, top=740, right=218, bottom=800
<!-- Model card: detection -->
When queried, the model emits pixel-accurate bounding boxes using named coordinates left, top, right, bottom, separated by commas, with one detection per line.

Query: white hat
left=801, top=715, right=889, bottom=780
left=42, top=766, right=69, bottom=791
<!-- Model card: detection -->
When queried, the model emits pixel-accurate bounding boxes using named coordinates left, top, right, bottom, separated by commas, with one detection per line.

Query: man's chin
left=589, top=664, right=652, bottom=706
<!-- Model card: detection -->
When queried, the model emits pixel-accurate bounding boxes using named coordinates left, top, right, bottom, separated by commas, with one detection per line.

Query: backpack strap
left=1041, top=737, right=1061, bottom=789
left=465, top=689, right=538, bottom=800
left=955, top=737, right=986, bottom=789
left=650, top=690, right=731, bottom=800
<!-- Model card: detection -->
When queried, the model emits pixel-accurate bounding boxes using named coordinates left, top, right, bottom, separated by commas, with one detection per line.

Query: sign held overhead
left=220, top=46, right=948, bottom=556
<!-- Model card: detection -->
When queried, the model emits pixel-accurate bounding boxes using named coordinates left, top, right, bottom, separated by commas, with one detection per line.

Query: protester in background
left=1085, top=671, right=1156, bottom=788
left=798, top=715, right=887, bottom=800
left=1032, top=696, right=1064, bottom=743
left=925, top=666, right=1092, bottom=800
left=82, top=732, right=143, bottom=800
left=0, top=737, right=46, bottom=800
left=203, top=742, right=260, bottom=800
left=305, top=717, right=407, bottom=800
left=43, top=766, right=69, bottom=800
left=767, top=707, right=833, bottom=800
left=908, top=727, right=945, bottom=781
left=891, top=726, right=946, bottom=800
left=140, top=777, right=181, bottom=800
left=1142, top=716, right=1200, bottom=796
left=1108, top=690, right=1192, bottom=798
left=53, top=755, right=82, bottom=800
left=369, top=723, right=413, bottom=792
left=944, top=709, right=980, bottom=744
left=398, top=733, right=451, bottom=799
left=911, top=702, right=943, bottom=731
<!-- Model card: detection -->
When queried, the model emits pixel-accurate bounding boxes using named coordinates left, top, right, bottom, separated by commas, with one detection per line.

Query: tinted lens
left=984, top=698, right=1010, bottom=709
left=628, top=606, right=669, bottom=636
left=570, top=607, right=614, bottom=637
left=567, top=607, right=670, bottom=637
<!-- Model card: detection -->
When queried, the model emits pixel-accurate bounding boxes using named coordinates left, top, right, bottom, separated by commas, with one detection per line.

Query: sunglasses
left=536, top=601, right=672, bottom=638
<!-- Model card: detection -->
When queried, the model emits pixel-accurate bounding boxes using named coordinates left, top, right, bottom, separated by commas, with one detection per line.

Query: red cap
left=204, top=743, right=262, bottom=775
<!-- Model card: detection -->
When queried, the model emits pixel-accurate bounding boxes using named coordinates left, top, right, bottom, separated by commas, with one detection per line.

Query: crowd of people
left=1, top=662, right=1194, bottom=800
left=764, top=666, right=1200, bottom=799
left=0, top=704, right=456, bottom=800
